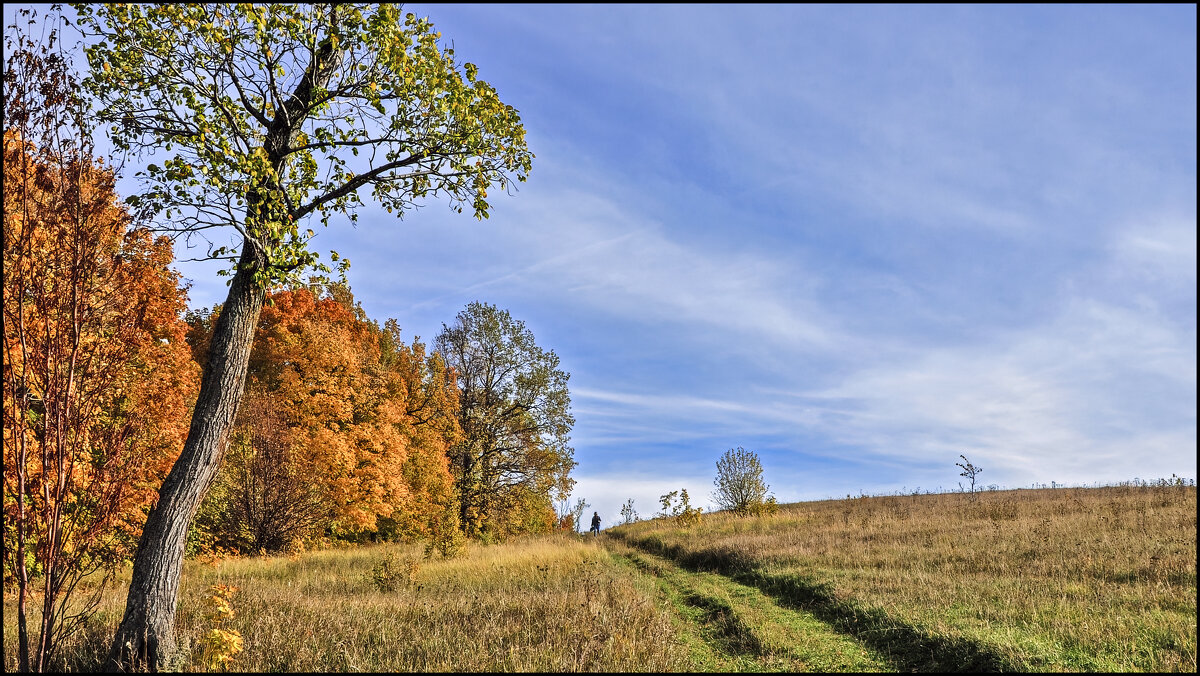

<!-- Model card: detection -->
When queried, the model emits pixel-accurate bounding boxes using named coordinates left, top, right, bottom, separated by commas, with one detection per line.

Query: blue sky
left=13, top=4, right=1195, bottom=524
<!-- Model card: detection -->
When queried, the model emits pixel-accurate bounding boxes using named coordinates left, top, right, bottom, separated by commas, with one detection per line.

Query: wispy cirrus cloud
left=98, top=3, right=1193, bottom=523
left=797, top=292, right=1195, bottom=488
left=1109, top=215, right=1198, bottom=287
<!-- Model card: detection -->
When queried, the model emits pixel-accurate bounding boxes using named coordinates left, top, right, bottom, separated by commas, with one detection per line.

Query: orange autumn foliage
left=374, top=317, right=462, bottom=542
left=189, top=285, right=460, bottom=548
left=255, top=288, right=402, bottom=532
left=2, top=129, right=199, bottom=573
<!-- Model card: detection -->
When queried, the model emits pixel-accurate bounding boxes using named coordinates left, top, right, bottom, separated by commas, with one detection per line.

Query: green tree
left=712, top=447, right=771, bottom=514
left=73, top=4, right=532, bottom=669
left=435, top=302, right=575, bottom=540
left=658, top=489, right=702, bottom=527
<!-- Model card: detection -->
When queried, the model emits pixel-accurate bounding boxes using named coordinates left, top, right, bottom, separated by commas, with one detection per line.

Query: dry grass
left=6, top=484, right=1194, bottom=672
left=611, top=483, right=1197, bottom=672
left=4, top=534, right=691, bottom=672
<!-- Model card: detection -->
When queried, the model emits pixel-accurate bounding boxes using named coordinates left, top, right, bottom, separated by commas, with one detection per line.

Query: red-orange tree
left=372, top=317, right=463, bottom=546
left=2, top=15, right=197, bottom=672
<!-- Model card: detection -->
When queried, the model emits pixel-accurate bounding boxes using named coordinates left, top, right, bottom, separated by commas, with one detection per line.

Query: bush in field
left=659, top=489, right=703, bottom=527
left=199, top=584, right=243, bottom=671
left=712, top=447, right=773, bottom=515
left=745, top=495, right=780, bottom=517
left=424, top=506, right=468, bottom=559
left=369, top=553, right=421, bottom=592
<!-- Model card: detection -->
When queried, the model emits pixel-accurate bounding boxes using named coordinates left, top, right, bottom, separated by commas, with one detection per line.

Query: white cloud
left=571, top=385, right=830, bottom=450
left=798, top=293, right=1196, bottom=487
left=492, top=184, right=841, bottom=351
left=1110, top=215, right=1198, bottom=286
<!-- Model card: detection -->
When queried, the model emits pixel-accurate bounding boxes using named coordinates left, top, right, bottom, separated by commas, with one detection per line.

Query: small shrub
left=371, top=552, right=423, bottom=592
left=199, top=584, right=244, bottom=671
left=956, top=454, right=983, bottom=501
left=370, top=553, right=404, bottom=592
left=423, top=507, right=468, bottom=559
left=659, top=489, right=703, bottom=527
left=425, top=527, right=467, bottom=559
left=676, top=504, right=703, bottom=528
left=745, top=495, right=780, bottom=517
left=620, top=498, right=639, bottom=524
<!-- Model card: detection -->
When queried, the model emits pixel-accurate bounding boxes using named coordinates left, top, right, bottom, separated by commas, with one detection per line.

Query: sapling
left=956, top=454, right=983, bottom=501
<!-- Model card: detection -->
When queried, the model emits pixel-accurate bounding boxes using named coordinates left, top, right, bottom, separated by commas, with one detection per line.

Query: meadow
left=3, top=537, right=690, bottom=672
left=4, top=482, right=1195, bottom=672
left=611, top=481, right=1197, bottom=672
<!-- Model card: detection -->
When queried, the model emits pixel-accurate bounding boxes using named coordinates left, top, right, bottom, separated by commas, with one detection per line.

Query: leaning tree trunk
left=105, top=241, right=267, bottom=672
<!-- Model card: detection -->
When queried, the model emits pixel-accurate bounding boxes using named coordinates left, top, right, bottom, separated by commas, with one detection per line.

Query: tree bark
left=102, top=10, right=349, bottom=669
left=105, top=240, right=266, bottom=672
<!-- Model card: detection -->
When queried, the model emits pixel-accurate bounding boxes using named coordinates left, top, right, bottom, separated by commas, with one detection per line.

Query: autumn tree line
left=3, top=131, right=576, bottom=556
left=2, top=4, right=564, bottom=671
left=188, top=288, right=576, bottom=556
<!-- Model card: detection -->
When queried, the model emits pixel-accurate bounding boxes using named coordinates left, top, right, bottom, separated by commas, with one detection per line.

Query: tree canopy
left=186, top=285, right=462, bottom=553
left=74, top=3, right=533, bottom=287
left=712, top=447, right=771, bottom=515
left=436, top=302, right=575, bottom=539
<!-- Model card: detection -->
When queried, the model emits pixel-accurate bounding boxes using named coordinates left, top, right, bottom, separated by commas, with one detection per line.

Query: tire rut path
left=611, top=533, right=1021, bottom=673
left=607, top=540, right=890, bottom=672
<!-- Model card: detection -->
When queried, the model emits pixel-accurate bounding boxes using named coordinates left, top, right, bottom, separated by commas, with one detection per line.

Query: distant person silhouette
left=589, top=511, right=601, bottom=536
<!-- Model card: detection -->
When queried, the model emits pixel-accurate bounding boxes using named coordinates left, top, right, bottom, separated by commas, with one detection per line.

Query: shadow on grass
left=614, top=532, right=1020, bottom=673
left=680, top=590, right=770, bottom=659
left=622, top=546, right=768, bottom=661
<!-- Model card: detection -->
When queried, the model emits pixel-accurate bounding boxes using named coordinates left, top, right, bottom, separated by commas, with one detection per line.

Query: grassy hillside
left=4, top=483, right=1194, bottom=672
left=610, top=482, right=1197, bottom=672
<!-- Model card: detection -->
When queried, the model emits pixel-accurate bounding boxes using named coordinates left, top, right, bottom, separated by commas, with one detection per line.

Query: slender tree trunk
left=457, top=451, right=477, bottom=536
left=105, top=240, right=266, bottom=672
left=16, top=478, right=30, bottom=673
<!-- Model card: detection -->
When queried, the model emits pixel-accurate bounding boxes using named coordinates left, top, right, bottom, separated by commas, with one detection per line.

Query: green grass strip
left=614, top=531, right=1026, bottom=672
left=608, top=541, right=890, bottom=672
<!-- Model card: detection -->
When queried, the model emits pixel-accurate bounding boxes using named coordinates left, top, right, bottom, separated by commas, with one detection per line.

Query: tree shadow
left=680, top=590, right=770, bottom=658
left=616, top=533, right=1021, bottom=673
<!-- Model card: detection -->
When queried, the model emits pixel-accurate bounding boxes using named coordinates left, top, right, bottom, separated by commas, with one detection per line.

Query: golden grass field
left=4, top=536, right=691, bottom=672
left=4, top=482, right=1195, bottom=672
